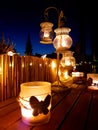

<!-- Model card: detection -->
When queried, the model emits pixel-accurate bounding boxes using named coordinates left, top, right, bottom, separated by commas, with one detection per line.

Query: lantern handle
left=44, top=6, right=66, bottom=28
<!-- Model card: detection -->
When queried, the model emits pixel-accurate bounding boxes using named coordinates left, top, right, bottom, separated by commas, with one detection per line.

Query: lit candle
left=72, top=72, right=84, bottom=77
left=87, top=73, right=98, bottom=90
left=72, top=72, right=84, bottom=84
left=18, top=81, right=51, bottom=126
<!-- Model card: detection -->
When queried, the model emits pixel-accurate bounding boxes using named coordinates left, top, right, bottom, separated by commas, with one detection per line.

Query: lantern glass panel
left=53, top=27, right=72, bottom=51
left=60, top=51, right=76, bottom=67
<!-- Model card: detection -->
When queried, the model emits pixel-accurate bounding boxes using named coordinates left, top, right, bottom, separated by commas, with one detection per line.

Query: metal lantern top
left=39, top=7, right=67, bottom=44
left=54, top=27, right=71, bottom=35
left=40, top=22, right=53, bottom=32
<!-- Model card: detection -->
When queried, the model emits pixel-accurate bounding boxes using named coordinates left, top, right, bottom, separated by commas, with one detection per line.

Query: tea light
left=18, top=81, right=51, bottom=126
left=72, top=72, right=84, bottom=84
left=72, top=72, right=84, bottom=77
left=87, top=73, right=98, bottom=90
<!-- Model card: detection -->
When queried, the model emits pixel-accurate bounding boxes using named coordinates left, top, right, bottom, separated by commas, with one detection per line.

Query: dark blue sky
left=0, top=0, right=96, bottom=56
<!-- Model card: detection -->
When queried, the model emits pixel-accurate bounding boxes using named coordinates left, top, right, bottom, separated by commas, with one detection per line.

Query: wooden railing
left=0, top=54, right=57, bottom=101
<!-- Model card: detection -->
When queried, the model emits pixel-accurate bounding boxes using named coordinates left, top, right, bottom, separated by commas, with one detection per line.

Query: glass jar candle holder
left=18, top=81, right=51, bottom=126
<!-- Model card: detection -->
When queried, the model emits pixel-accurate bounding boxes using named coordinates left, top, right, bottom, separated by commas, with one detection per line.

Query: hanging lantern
left=40, top=22, right=54, bottom=44
left=18, top=81, right=51, bottom=126
left=53, top=27, right=72, bottom=52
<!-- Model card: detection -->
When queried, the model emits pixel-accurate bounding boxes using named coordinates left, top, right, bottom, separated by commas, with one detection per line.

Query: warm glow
left=39, top=7, right=74, bottom=88
left=63, top=71, right=69, bottom=79
left=60, top=58, right=71, bottom=67
left=21, top=106, right=32, bottom=118
left=53, top=27, right=72, bottom=51
left=72, top=72, right=84, bottom=77
left=9, top=62, right=12, bottom=67
left=58, top=69, right=61, bottom=76
left=19, top=95, right=47, bottom=119
left=39, top=63, right=42, bottom=67
left=51, top=60, right=56, bottom=69
left=41, top=54, right=47, bottom=60
left=65, top=60, right=71, bottom=66
left=93, top=80, right=98, bottom=84
left=30, top=62, right=32, bottom=66
left=18, top=81, right=51, bottom=126
left=7, top=51, right=14, bottom=56
left=87, top=74, right=98, bottom=84
left=59, top=69, right=70, bottom=80
left=45, top=61, right=48, bottom=65
left=40, top=22, right=53, bottom=44
left=0, top=67, right=2, bottom=74
left=87, top=73, right=98, bottom=90
left=60, top=51, right=75, bottom=68
left=88, top=86, right=98, bottom=90
left=22, top=63, right=24, bottom=68
left=44, top=31, right=50, bottom=37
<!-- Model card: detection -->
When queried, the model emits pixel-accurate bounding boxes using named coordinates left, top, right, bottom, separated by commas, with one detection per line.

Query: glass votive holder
left=18, top=81, right=51, bottom=126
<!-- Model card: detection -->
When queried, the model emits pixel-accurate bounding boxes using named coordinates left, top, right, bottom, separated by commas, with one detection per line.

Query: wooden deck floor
left=0, top=83, right=98, bottom=130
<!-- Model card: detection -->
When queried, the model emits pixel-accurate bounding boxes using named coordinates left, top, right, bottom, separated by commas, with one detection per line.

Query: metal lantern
left=39, top=7, right=76, bottom=89
left=60, top=51, right=76, bottom=67
left=40, top=22, right=54, bottom=44
left=53, top=27, right=72, bottom=52
left=59, top=51, right=76, bottom=79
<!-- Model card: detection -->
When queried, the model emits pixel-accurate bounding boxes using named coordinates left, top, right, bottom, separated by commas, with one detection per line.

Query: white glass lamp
left=53, top=27, right=72, bottom=52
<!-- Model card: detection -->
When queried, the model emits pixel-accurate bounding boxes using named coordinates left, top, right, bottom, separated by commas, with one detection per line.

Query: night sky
left=0, top=0, right=97, bottom=56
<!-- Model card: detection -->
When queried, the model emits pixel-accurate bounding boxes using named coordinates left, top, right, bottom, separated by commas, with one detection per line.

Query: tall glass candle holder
left=18, top=81, right=51, bottom=126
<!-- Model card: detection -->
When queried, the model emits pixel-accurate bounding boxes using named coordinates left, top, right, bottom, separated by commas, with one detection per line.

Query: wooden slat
left=0, top=99, right=19, bottom=118
left=0, top=97, right=16, bottom=108
left=0, top=98, right=21, bottom=129
left=0, top=108, right=21, bottom=130
left=86, top=90, right=98, bottom=130
left=0, top=55, right=3, bottom=101
left=60, top=90, right=92, bottom=130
